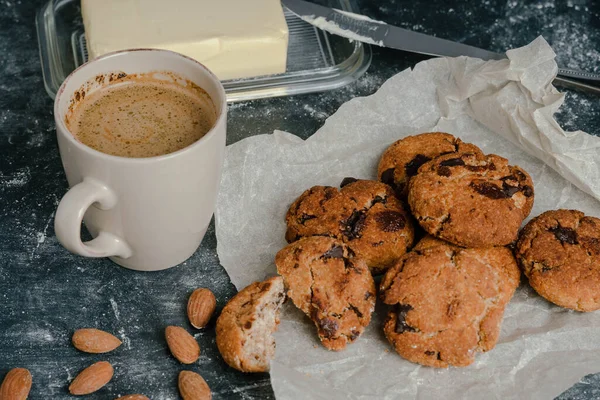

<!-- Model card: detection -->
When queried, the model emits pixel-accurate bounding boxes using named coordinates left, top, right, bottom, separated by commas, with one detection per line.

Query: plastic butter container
left=36, top=0, right=372, bottom=103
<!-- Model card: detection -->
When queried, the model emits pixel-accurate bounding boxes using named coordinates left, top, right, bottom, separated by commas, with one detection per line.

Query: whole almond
left=115, top=395, right=150, bottom=400
left=187, top=288, right=216, bottom=329
left=165, top=326, right=200, bottom=364
left=0, top=368, right=32, bottom=400
left=178, top=371, right=211, bottom=400
left=72, top=328, right=122, bottom=354
left=69, top=361, right=113, bottom=395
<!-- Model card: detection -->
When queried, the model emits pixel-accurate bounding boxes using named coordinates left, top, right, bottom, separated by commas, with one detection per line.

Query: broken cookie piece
left=216, top=276, right=285, bottom=372
left=379, top=236, right=520, bottom=367
left=275, top=237, right=376, bottom=351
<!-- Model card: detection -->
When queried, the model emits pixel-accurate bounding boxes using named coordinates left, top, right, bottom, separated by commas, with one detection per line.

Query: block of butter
left=81, top=0, right=289, bottom=81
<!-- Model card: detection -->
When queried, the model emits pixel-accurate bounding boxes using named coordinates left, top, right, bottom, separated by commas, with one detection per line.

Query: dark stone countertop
left=1, top=0, right=599, bottom=398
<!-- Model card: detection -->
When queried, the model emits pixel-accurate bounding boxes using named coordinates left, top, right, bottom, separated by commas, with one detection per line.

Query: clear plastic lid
left=36, top=0, right=372, bottom=103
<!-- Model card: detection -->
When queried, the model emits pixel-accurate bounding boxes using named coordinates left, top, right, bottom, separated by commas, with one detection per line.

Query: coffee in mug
left=65, top=74, right=217, bottom=158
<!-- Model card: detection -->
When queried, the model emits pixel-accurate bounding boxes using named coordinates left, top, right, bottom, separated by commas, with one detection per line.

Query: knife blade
left=282, top=0, right=504, bottom=61
left=282, top=0, right=600, bottom=93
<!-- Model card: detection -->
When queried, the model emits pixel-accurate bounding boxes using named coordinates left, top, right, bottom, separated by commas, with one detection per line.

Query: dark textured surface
left=0, top=0, right=599, bottom=398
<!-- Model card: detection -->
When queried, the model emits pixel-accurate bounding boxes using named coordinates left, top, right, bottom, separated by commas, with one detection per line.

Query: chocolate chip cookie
left=516, top=209, right=600, bottom=312
left=378, top=132, right=482, bottom=198
left=275, top=236, right=376, bottom=351
left=216, top=276, right=286, bottom=372
left=380, top=236, right=520, bottom=367
left=285, top=179, right=415, bottom=274
left=408, top=152, right=534, bottom=247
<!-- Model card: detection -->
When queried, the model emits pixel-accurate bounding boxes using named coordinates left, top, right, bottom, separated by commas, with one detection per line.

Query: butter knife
left=282, top=0, right=600, bottom=94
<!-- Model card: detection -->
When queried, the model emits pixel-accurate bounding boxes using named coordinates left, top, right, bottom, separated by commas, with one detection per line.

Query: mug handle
left=54, top=177, right=132, bottom=259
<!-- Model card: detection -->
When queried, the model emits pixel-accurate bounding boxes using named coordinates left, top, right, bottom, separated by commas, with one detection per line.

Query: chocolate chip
left=501, top=182, right=520, bottom=197
left=299, top=214, right=317, bottom=224
left=550, top=226, right=578, bottom=245
left=439, top=158, right=465, bottom=167
left=340, top=177, right=358, bottom=188
left=244, top=321, right=253, bottom=329
left=541, top=265, right=553, bottom=272
left=349, top=330, right=360, bottom=341
left=405, top=154, right=432, bottom=177
left=343, top=211, right=366, bottom=239
left=316, top=317, right=339, bottom=339
left=394, top=304, right=416, bottom=334
left=323, top=188, right=336, bottom=200
left=348, top=304, right=363, bottom=318
left=372, top=195, right=387, bottom=205
left=117, top=72, right=127, bottom=79
left=522, top=185, right=534, bottom=197
left=381, top=168, right=396, bottom=185
left=375, top=211, right=406, bottom=232
left=465, top=165, right=488, bottom=172
left=322, top=245, right=344, bottom=259
left=424, top=350, right=436, bottom=356
left=489, top=162, right=496, bottom=170
left=470, top=182, right=511, bottom=199
left=437, top=166, right=452, bottom=177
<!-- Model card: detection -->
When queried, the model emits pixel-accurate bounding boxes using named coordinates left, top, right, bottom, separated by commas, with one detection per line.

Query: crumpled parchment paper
left=215, top=37, right=600, bottom=399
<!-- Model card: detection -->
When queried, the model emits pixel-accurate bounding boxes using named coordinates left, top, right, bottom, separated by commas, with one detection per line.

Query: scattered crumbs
left=30, top=211, right=54, bottom=259
left=109, top=298, right=120, bottom=321
left=487, top=1, right=600, bottom=74
left=25, top=328, right=54, bottom=343
left=555, top=91, right=600, bottom=135
left=118, top=327, right=131, bottom=349
left=63, top=367, right=72, bottom=381
left=0, top=167, right=30, bottom=187
left=25, top=132, right=47, bottom=147
left=303, top=104, right=328, bottom=120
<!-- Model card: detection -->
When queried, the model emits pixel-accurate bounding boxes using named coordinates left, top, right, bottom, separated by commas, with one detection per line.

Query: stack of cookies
left=217, top=132, right=600, bottom=371
left=274, top=132, right=600, bottom=368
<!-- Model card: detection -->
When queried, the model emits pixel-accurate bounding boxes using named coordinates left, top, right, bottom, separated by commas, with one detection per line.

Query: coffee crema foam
left=65, top=74, right=217, bottom=158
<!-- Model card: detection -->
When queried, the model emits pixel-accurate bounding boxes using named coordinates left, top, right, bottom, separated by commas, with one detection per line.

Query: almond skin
left=187, top=288, right=217, bottom=329
left=0, top=368, right=32, bottom=400
left=165, top=326, right=200, bottom=364
left=69, top=361, right=113, bottom=395
left=72, top=328, right=122, bottom=354
left=178, top=371, right=211, bottom=400
left=114, top=395, right=150, bottom=400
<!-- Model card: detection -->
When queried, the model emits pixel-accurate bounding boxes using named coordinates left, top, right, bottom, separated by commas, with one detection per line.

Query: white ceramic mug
left=53, top=49, right=227, bottom=271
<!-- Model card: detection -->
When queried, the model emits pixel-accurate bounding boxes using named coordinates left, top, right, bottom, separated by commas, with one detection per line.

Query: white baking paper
left=215, top=37, right=600, bottom=399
